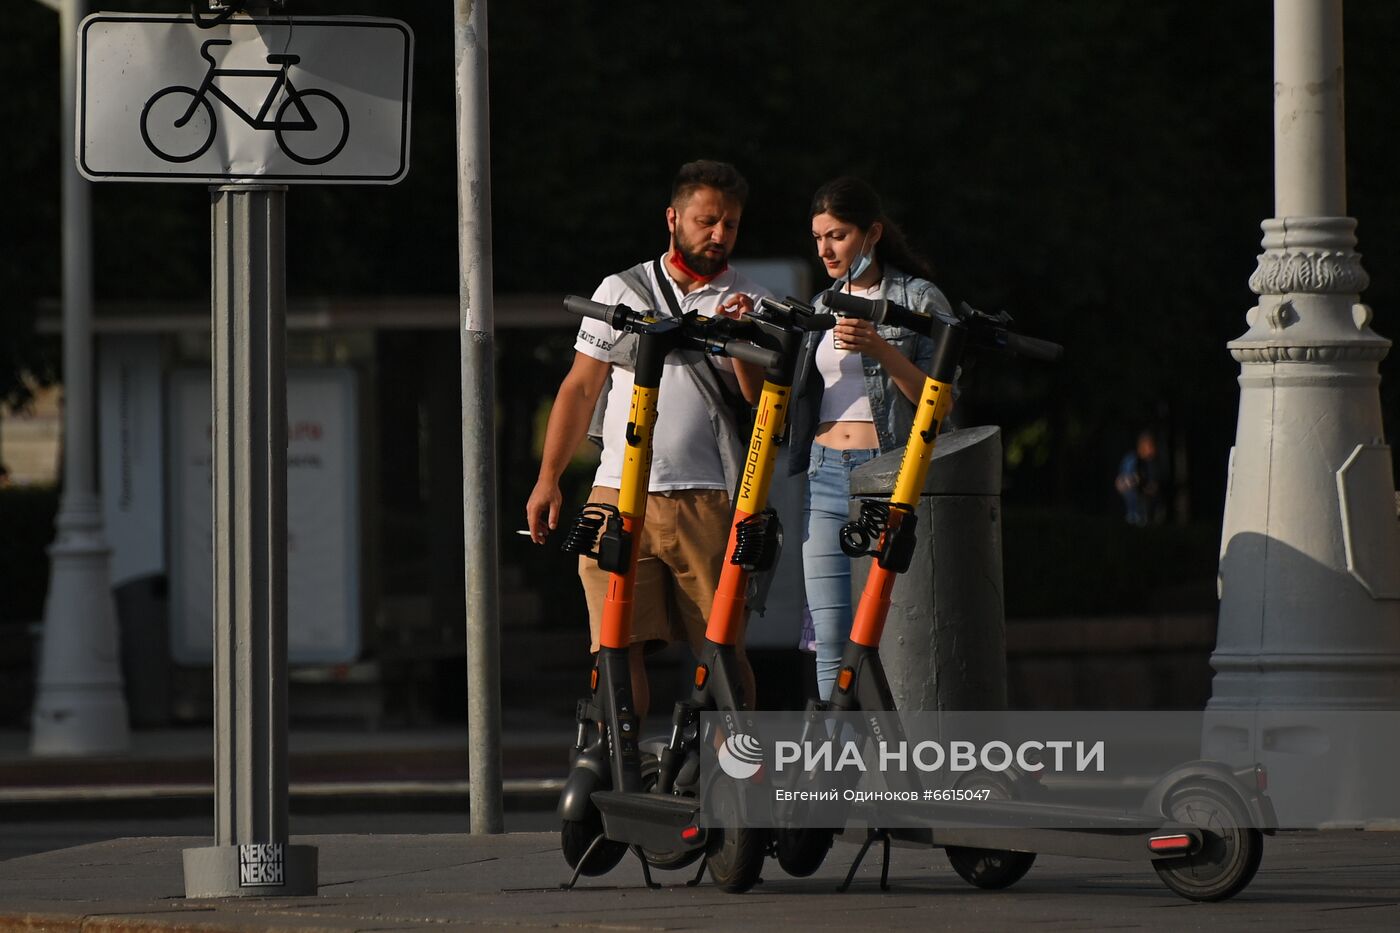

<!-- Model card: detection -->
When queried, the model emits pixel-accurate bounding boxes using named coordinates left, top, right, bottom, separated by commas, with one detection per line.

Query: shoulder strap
left=650, top=257, right=685, bottom=317
left=617, top=264, right=653, bottom=313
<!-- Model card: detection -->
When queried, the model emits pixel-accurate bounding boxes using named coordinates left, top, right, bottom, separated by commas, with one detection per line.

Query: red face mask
left=668, top=249, right=726, bottom=284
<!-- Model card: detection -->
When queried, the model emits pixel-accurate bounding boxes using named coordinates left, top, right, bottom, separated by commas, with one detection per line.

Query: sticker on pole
left=238, top=843, right=285, bottom=887
left=77, top=13, right=412, bottom=184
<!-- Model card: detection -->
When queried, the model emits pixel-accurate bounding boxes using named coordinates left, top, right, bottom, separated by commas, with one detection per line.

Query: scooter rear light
left=681, top=824, right=703, bottom=843
left=837, top=668, right=854, bottom=693
left=1148, top=834, right=1194, bottom=853
left=694, top=665, right=709, bottom=689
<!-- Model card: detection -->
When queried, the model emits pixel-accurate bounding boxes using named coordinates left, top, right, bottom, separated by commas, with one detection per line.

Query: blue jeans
left=803, top=442, right=880, bottom=699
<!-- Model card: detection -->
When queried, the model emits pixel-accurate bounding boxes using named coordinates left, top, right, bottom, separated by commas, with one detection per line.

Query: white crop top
left=816, top=281, right=882, bottom=423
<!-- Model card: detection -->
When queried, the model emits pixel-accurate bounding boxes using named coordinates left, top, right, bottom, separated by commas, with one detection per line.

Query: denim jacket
left=786, top=266, right=954, bottom=475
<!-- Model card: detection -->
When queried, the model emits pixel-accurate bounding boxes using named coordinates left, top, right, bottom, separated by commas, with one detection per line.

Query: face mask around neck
left=668, top=248, right=727, bottom=285
left=846, top=249, right=873, bottom=284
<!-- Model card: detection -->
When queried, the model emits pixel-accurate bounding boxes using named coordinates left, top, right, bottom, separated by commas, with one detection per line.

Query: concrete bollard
left=849, top=426, right=1006, bottom=712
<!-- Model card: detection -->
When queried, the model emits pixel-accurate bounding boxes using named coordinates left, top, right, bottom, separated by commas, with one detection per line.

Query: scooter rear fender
left=1142, top=760, right=1277, bottom=833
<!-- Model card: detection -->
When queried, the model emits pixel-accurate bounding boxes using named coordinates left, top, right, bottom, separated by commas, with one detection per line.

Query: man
left=1115, top=430, right=1163, bottom=526
left=526, top=160, right=770, bottom=719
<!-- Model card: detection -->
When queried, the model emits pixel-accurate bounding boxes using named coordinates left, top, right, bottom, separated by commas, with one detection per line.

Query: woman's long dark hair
left=810, top=177, right=936, bottom=282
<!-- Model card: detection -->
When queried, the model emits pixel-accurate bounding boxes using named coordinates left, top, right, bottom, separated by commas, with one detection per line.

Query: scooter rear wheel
left=1152, top=781, right=1263, bottom=902
left=944, top=770, right=1036, bottom=889
left=561, top=807, right=628, bottom=877
left=705, top=778, right=766, bottom=893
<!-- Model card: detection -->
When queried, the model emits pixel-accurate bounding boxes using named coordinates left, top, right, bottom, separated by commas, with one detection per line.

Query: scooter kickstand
left=878, top=833, right=891, bottom=890
left=630, top=846, right=660, bottom=889
left=687, top=854, right=709, bottom=887
left=837, top=829, right=891, bottom=893
left=560, top=832, right=611, bottom=891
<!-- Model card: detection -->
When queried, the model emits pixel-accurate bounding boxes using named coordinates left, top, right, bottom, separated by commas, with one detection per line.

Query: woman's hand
left=832, top=317, right=892, bottom=361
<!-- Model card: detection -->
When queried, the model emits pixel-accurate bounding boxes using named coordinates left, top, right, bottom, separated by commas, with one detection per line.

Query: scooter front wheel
left=943, top=770, right=1036, bottom=889
left=705, top=779, right=766, bottom=893
left=945, top=845, right=1036, bottom=890
left=774, top=826, right=835, bottom=878
left=561, top=807, right=628, bottom=877
left=1152, top=781, right=1263, bottom=902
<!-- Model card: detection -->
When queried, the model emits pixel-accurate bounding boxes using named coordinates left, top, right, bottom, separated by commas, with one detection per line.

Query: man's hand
left=526, top=351, right=610, bottom=545
left=525, top=478, right=562, bottom=545
left=717, top=292, right=754, bottom=319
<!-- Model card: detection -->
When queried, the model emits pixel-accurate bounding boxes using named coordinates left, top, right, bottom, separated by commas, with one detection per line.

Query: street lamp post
left=29, top=0, right=130, bottom=757
left=1208, top=0, right=1400, bottom=824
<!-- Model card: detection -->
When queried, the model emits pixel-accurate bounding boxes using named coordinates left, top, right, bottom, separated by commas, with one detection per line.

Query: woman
left=790, top=177, right=954, bottom=698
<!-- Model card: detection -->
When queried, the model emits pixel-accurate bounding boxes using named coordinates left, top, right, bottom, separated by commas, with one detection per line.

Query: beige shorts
left=579, top=486, right=733, bottom=653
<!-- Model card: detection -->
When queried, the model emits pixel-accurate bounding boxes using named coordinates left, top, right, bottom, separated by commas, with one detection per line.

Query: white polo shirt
left=575, top=257, right=773, bottom=491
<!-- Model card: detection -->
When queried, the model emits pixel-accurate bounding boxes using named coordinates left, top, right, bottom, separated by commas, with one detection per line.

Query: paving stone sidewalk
left=1, top=830, right=1398, bottom=932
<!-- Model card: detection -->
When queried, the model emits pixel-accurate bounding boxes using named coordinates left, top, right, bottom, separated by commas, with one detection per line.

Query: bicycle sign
left=142, top=38, right=350, bottom=166
left=79, top=13, right=412, bottom=184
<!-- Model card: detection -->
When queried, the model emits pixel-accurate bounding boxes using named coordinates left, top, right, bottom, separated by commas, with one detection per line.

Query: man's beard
left=675, top=236, right=728, bottom=278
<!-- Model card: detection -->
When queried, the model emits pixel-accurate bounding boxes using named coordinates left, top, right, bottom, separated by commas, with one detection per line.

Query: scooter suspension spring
left=840, top=499, right=891, bottom=558
left=561, top=502, right=631, bottom=572
left=731, top=508, right=779, bottom=571
left=561, top=504, right=616, bottom=556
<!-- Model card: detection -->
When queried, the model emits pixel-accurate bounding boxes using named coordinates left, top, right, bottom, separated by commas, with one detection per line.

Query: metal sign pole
left=71, top=0, right=411, bottom=899
left=454, top=0, right=504, bottom=834
left=182, top=184, right=316, bottom=897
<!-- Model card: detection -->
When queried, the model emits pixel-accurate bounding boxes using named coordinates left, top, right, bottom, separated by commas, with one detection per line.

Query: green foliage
left=0, top=486, right=59, bottom=624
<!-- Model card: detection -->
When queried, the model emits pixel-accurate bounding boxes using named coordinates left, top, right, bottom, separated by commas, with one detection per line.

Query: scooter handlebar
left=720, top=338, right=782, bottom=370
left=822, top=289, right=884, bottom=322
left=824, top=290, right=1063, bottom=361
left=563, top=294, right=629, bottom=328
left=1004, top=332, right=1064, bottom=362
left=755, top=296, right=838, bottom=332
left=565, top=294, right=780, bottom=368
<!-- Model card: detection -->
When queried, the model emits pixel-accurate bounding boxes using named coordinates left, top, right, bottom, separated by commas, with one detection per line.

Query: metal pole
left=1273, top=0, right=1347, bottom=218
left=1207, top=0, right=1400, bottom=826
left=30, top=0, right=130, bottom=757
left=181, top=185, right=316, bottom=897
left=454, top=0, right=504, bottom=834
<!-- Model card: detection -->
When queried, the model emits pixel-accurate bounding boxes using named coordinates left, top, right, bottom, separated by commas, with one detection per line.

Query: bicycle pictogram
left=140, top=38, right=349, bottom=166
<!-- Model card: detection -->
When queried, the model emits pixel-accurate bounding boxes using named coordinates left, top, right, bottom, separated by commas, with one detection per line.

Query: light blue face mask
left=844, top=233, right=874, bottom=285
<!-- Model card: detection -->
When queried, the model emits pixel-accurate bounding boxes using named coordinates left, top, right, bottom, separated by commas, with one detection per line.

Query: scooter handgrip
left=562, top=295, right=613, bottom=323
left=823, top=290, right=933, bottom=332
left=1005, top=332, right=1064, bottom=362
left=822, top=289, right=878, bottom=320
left=724, top=339, right=782, bottom=370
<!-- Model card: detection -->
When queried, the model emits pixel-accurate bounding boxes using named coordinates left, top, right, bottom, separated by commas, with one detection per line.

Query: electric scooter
left=584, top=297, right=836, bottom=893
left=772, top=290, right=1274, bottom=903
left=555, top=294, right=781, bottom=884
